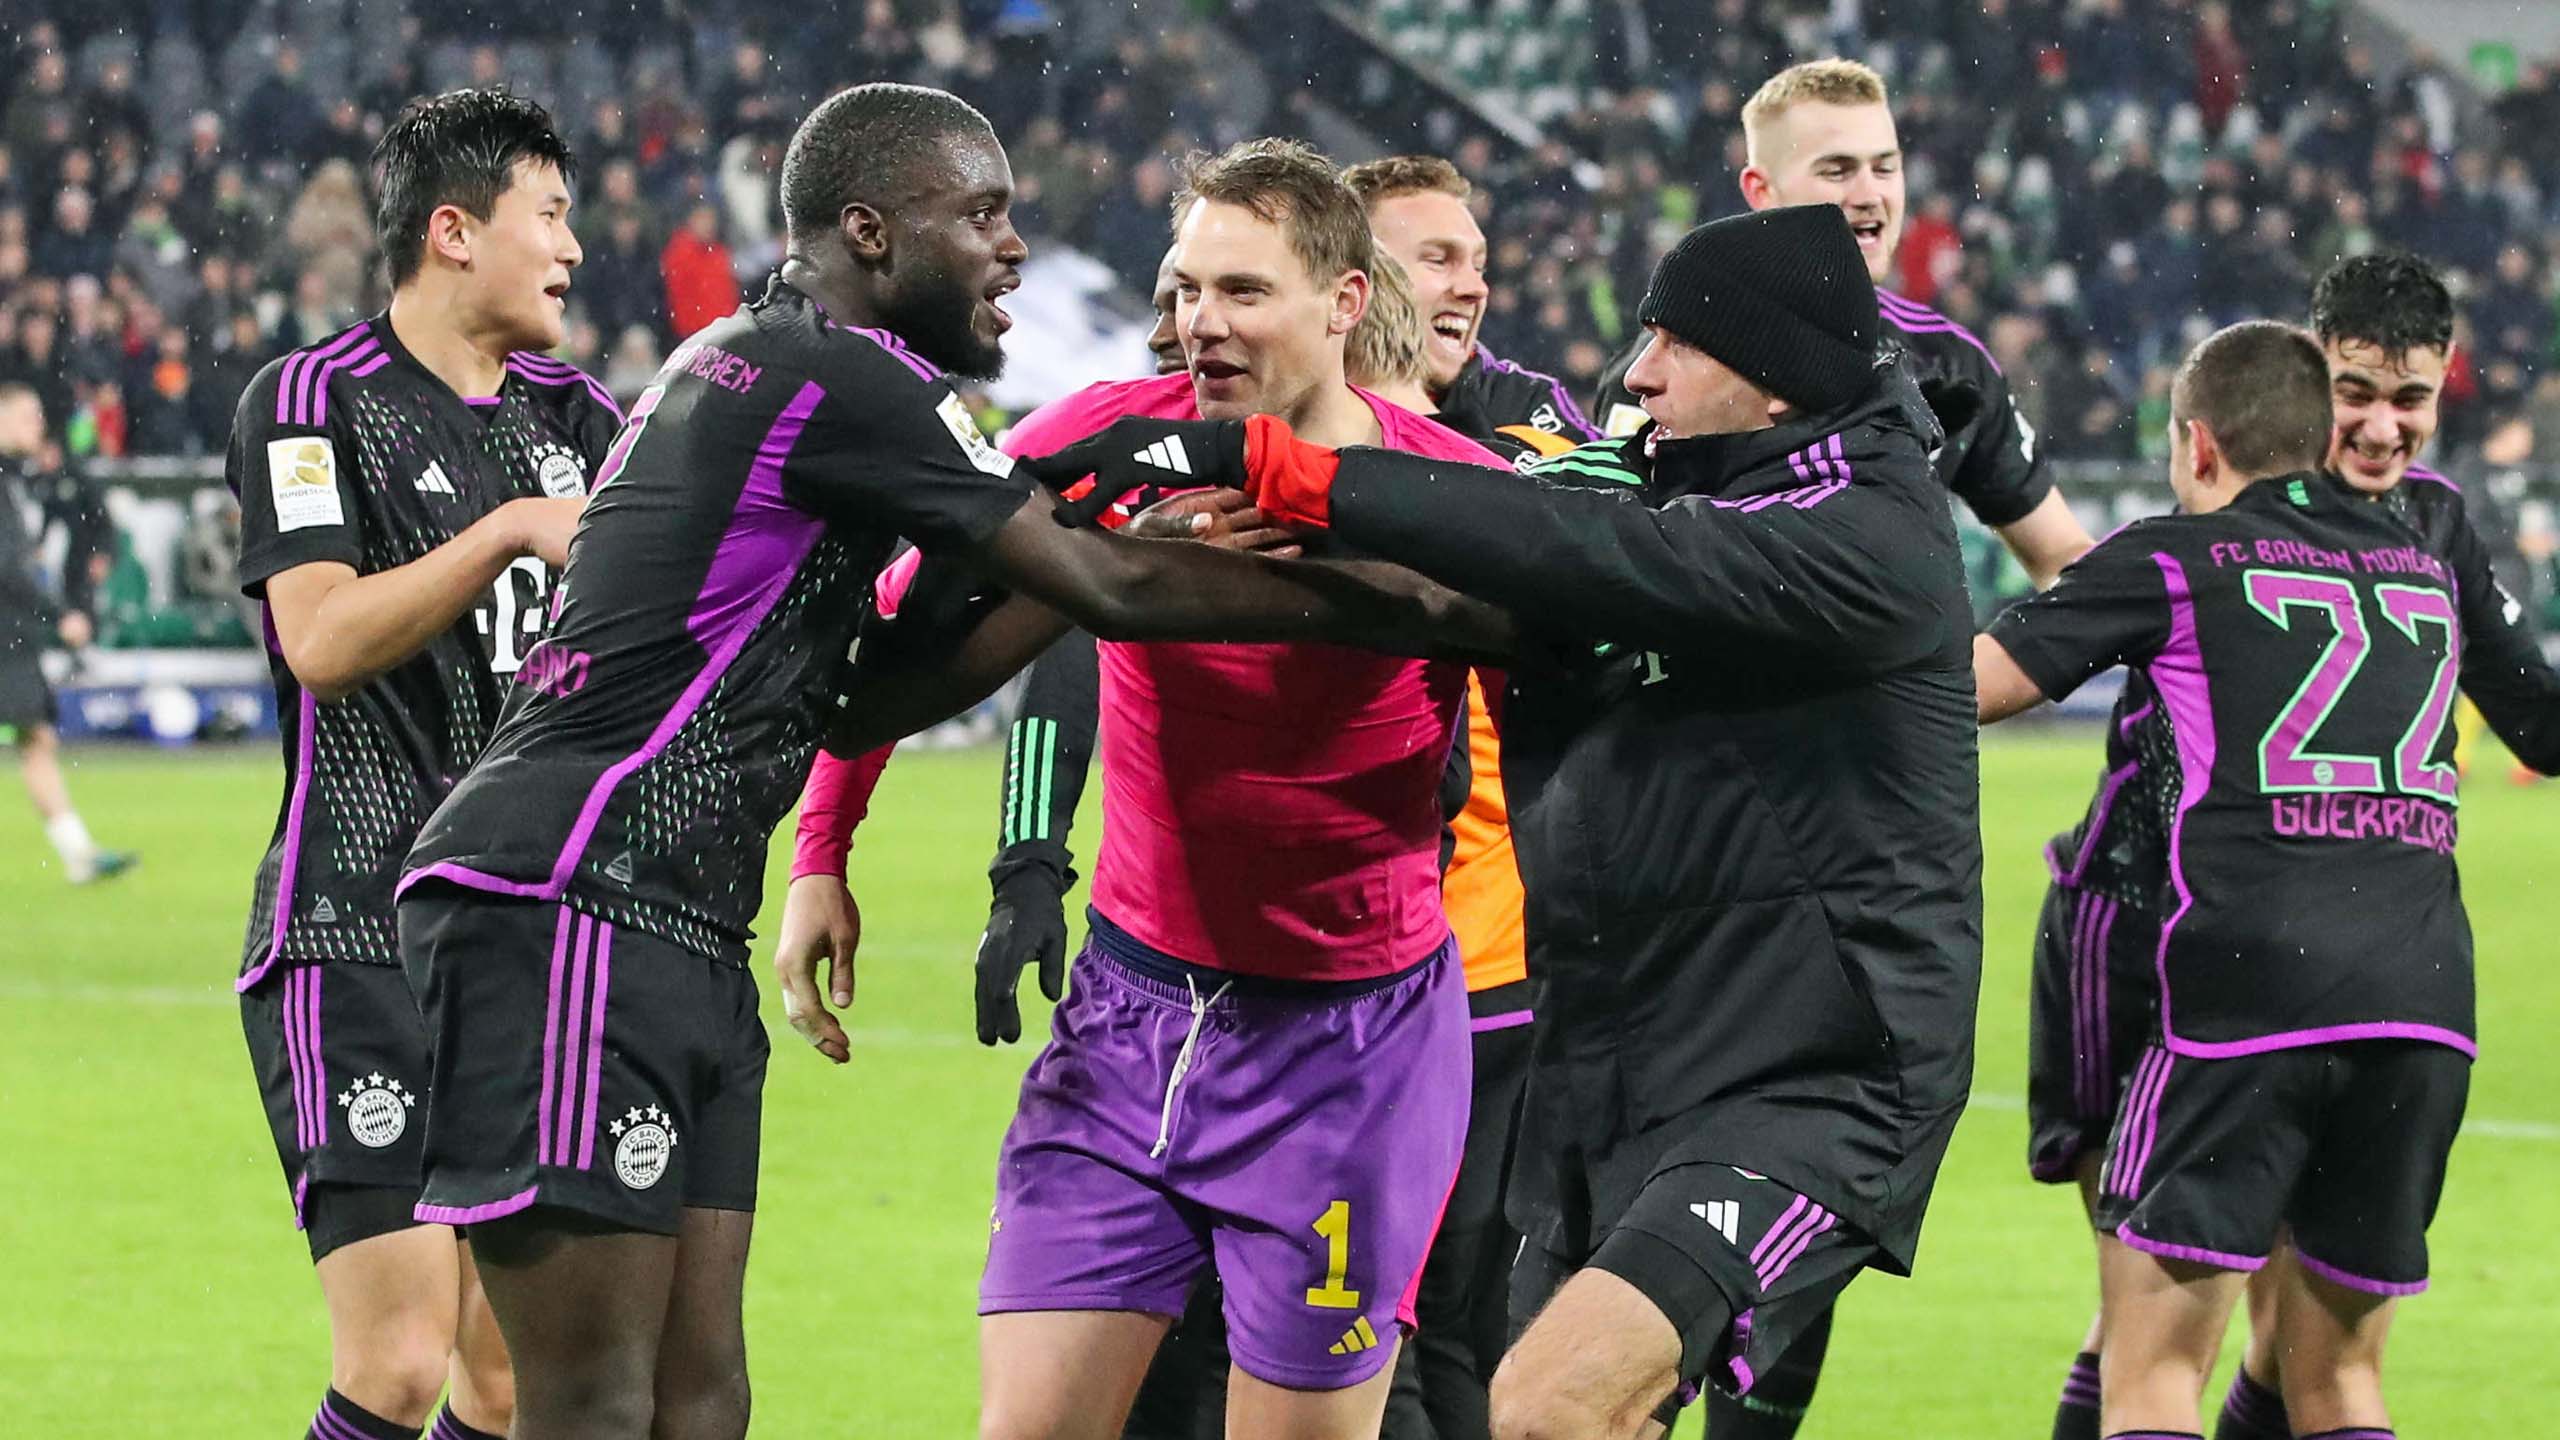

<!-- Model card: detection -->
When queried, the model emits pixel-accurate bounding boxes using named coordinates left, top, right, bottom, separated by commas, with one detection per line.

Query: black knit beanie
left=1637, top=205, right=1879, bottom=414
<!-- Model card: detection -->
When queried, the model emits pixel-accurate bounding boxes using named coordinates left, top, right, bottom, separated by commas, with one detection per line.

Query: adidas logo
left=1327, top=1316, right=1381, bottom=1356
left=414, top=461, right=457, bottom=496
left=604, top=850, right=637, bottom=885
left=1692, top=1199, right=1740, bottom=1245
left=1133, top=437, right=1192, bottom=475
left=311, top=896, right=338, bottom=924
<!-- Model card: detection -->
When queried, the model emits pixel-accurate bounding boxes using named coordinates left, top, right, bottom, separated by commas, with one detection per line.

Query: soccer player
left=1039, top=203, right=1982, bottom=1440
left=226, top=90, right=616, bottom=1440
left=784, top=137, right=1511, bottom=1440
left=1597, top=60, right=2089, bottom=593
left=1974, top=319, right=2560, bottom=1440
left=0, top=384, right=133, bottom=885
left=1145, top=245, right=1186, bottom=375
left=1345, top=153, right=1599, bottom=447
left=395, top=95, right=1488, bottom=1440
left=2032, top=252, right=2560, bottom=1440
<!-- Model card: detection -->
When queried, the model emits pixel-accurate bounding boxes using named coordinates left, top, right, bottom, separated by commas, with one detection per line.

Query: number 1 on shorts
left=1306, top=1199, right=1362, bottom=1309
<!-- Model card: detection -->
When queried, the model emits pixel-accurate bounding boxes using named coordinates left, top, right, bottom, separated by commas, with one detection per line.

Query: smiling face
left=2323, top=336, right=2446, bottom=494
left=451, top=158, right=582, bottom=354
left=1742, top=100, right=1905, bottom=284
left=1366, top=188, right=1489, bottom=393
left=1172, top=197, right=1362, bottom=422
left=871, top=130, right=1027, bottom=379
left=1620, top=325, right=1784, bottom=440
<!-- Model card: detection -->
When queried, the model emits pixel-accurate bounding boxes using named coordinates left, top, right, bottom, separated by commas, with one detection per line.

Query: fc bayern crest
left=336, top=1073, right=416, bottom=1149
left=611, top=1105, right=679, bottom=1190
left=538, top=447, right=588, bottom=499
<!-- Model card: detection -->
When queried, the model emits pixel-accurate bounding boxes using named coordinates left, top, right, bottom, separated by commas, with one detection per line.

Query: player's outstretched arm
left=1994, top=489, right=2098, bottom=590
left=263, top=497, right=583, bottom=702
left=1972, top=633, right=2050, bottom=723
left=968, top=489, right=1517, bottom=661
left=2442, top=507, right=2560, bottom=774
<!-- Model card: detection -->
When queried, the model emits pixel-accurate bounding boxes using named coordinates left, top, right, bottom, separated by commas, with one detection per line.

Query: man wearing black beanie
left=1014, top=202, right=1984, bottom=1440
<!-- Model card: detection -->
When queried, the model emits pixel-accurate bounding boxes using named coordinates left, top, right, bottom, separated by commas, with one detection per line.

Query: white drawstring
left=1152, top=975, right=1231, bottom=1159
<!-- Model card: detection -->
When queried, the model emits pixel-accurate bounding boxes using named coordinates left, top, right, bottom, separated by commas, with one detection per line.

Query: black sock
left=2102, top=1432, right=2205, bottom=1439
left=429, top=1408, right=503, bottom=1440
left=307, top=1389, right=420, bottom=1440
left=2052, top=1350, right=2101, bottom=1440
left=1704, top=1304, right=1831, bottom=1438
left=2211, top=1365, right=2290, bottom=1440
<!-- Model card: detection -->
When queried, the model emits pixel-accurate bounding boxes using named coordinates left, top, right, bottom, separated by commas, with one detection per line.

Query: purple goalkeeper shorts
left=980, top=927, right=1471, bottom=1391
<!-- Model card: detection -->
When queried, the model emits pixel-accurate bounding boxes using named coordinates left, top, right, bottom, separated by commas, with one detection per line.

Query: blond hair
left=1346, top=250, right=1429, bottom=393
left=1173, top=138, right=1375, bottom=289
left=1341, top=155, right=1471, bottom=210
left=1741, top=59, right=1889, bottom=167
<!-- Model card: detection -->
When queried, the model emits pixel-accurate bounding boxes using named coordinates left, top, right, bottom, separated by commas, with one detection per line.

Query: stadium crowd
left=1, top=0, right=2558, bottom=470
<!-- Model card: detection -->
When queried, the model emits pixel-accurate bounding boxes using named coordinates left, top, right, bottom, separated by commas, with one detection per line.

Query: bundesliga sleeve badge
left=267, top=436, right=346, bottom=532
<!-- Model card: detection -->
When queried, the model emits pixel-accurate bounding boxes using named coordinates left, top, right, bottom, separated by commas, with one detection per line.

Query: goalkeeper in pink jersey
left=783, top=139, right=1509, bottom=1440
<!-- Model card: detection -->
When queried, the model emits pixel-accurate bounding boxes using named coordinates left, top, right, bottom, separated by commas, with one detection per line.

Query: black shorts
left=240, top=960, right=434, bottom=1260
left=399, top=884, right=769, bottom=1236
left=0, top=656, right=55, bottom=735
left=2025, top=879, right=2160, bottom=1185
left=1511, top=1137, right=1873, bottom=1403
left=2098, top=1040, right=2469, bottom=1295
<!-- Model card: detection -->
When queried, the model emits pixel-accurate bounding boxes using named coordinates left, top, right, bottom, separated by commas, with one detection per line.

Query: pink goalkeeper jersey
left=793, top=373, right=1500, bottom=982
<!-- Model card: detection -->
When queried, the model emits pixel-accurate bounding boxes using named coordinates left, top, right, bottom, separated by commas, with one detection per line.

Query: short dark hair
left=1174, top=138, right=1374, bottom=288
left=374, top=89, right=577, bottom=288
left=781, top=83, right=995, bottom=239
left=2170, top=321, right=2333, bottom=476
left=2310, top=252, right=2454, bottom=367
left=1341, top=154, right=1471, bottom=209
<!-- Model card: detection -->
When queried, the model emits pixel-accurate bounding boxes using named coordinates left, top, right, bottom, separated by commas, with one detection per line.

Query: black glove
left=974, top=859, right=1073, bottom=1044
left=1917, top=376, right=1984, bottom=441
left=1017, top=416, right=1250, bottom=528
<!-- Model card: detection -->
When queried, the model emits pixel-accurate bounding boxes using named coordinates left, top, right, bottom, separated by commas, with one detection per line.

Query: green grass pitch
left=2, top=734, right=2552, bottom=1434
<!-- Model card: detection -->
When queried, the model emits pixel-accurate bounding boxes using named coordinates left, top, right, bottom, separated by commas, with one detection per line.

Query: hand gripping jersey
left=1011, top=372, right=1505, bottom=982
left=1592, top=287, right=2052, bottom=529
left=227, top=316, right=621, bottom=985
left=400, top=276, right=1032, bottom=963
left=1989, top=471, right=2526, bottom=1057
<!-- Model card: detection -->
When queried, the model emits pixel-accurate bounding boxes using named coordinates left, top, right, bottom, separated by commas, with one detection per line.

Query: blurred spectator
left=239, top=46, right=325, bottom=167
left=660, top=202, right=737, bottom=341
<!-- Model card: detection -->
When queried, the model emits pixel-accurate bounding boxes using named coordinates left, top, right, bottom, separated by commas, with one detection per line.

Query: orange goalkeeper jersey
left=1444, top=672, right=1527, bottom=992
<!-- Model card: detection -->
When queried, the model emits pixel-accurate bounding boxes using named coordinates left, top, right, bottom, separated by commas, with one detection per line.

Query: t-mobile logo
left=1691, top=1200, right=1740, bottom=1245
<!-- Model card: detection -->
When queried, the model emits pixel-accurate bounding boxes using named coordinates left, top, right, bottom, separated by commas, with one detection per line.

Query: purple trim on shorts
left=506, top=353, right=626, bottom=423
left=2145, top=554, right=2216, bottom=1048
left=276, top=324, right=371, bottom=424
left=1757, top=1206, right=1836, bottom=1290
left=2107, top=1046, right=2174, bottom=1199
left=396, top=861, right=553, bottom=902
left=2294, top=1248, right=2430, bottom=1296
left=542, top=382, right=827, bottom=893
left=1750, top=1195, right=1810, bottom=1268
left=537, top=904, right=574, bottom=1166
left=2114, top=1223, right=2266, bottom=1272
left=1468, top=1008, right=1533, bottom=1033
left=415, top=1186, right=541, bottom=1225
left=302, top=967, right=329, bottom=1152
left=829, top=322, right=943, bottom=383
left=1878, top=288, right=2002, bottom=372
left=291, top=1167, right=311, bottom=1231
left=576, top=919, right=613, bottom=1169
left=554, top=913, right=594, bottom=1168
left=2168, top=1022, right=2477, bottom=1061
left=239, top=691, right=321, bottom=992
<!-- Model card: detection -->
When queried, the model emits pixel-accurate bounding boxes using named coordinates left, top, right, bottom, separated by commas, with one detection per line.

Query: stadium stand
left=1, top=0, right=2554, bottom=674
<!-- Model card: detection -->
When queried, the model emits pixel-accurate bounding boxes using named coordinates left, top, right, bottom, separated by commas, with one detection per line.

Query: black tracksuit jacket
left=1325, top=355, right=1983, bottom=1270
